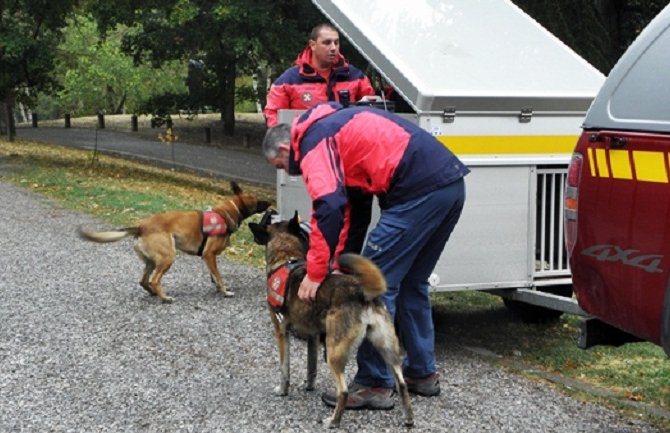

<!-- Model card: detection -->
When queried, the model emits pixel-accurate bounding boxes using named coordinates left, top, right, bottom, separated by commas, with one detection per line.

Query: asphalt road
left=15, top=127, right=277, bottom=187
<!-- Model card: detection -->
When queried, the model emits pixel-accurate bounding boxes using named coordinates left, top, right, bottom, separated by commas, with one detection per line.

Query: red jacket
left=289, top=103, right=470, bottom=283
left=263, top=47, right=375, bottom=127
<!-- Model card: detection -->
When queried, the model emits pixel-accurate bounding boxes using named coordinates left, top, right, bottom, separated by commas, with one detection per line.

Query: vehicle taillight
left=564, top=153, right=583, bottom=256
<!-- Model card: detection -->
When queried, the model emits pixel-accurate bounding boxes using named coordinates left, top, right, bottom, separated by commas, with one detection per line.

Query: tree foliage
left=52, top=14, right=187, bottom=117
left=0, top=0, right=78, bottom=138
left=513, top=0, right=667, bottom=74
left=3, top=0, right=668, bottom=139
left=87, top=0, right=324, bottom=135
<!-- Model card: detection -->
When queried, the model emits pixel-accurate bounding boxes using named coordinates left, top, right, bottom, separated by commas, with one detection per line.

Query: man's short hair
left=262, top=123, right=291, bottom=159
left=310, top=23, right=338, bottom=41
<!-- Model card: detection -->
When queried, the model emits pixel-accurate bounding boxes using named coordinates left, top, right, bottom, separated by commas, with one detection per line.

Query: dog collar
left=220, top=199, right=244, bottom=233
left=228, top=199, right=240, bottom=215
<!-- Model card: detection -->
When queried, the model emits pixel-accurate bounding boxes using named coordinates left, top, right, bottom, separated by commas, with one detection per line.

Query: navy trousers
left=354, top=178, right=465, bottom=388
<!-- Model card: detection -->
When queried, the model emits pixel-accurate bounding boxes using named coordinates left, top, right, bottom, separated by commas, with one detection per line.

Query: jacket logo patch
left=581, top=244, right=664, bottom=273
left=301, top=92, right=313, bottom=103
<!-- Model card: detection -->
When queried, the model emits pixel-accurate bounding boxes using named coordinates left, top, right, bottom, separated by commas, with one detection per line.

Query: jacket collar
left=294, top=46, right=349, bottom=78
left=289, top=102, right=343, bottom=170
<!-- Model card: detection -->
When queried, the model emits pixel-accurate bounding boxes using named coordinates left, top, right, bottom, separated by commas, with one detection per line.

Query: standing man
left=263, top=23, right=375, bottom=128
left=265, top=23, right=377, bottom=252
left=262, top=102, right=469, bottom=409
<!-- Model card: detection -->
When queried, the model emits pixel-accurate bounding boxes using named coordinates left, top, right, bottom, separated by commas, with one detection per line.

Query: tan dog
left=79, top=181, right=270, bottom=302
left=249, top=211, right=413, bottom=428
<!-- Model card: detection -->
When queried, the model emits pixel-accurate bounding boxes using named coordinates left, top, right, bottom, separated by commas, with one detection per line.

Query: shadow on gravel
left=431, top=294, right=576, bottom=357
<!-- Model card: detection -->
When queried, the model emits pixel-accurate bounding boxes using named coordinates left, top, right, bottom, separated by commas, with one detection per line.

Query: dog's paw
left=161, top=296, right=175, bottom=303
left=274, top=385, right=288, bottom=396
left=223, top=290, right=234, bottom=297
left=323, top=416, right=339, bottom=429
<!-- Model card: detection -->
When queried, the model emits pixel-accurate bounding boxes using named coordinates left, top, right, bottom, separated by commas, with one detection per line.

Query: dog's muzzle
left=256, top=201, right=271, bottom=213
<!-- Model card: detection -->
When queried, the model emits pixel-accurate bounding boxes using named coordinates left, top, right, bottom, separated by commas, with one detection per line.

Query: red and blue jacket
left=263, top=47, right=375, bottom=127
left=289, top=102, right=470, bottom=283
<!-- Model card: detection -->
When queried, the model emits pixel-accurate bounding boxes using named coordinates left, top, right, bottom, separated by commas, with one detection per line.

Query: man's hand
left=298, top=275, right=321, bottom=304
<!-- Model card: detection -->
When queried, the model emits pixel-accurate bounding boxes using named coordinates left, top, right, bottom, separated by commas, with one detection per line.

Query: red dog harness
left=202, top=210, right=228, bottom=236
left=197, top=210, right=230, bottom=256
left=267, top=260, right=304, bottom=311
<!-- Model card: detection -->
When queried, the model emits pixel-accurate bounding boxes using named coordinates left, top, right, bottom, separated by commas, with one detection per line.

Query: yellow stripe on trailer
left=435, top=135, right=578, bottom=155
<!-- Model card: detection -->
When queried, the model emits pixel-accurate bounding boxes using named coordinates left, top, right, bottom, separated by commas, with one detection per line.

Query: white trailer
left=277, top=0, right=605, bottom=319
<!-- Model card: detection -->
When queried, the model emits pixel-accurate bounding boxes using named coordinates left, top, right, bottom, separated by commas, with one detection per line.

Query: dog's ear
left=231, top=181, right=242, bottom=195
left=288, top=211, right=302, bottom=237
left=248, top=222, right=269, bottom=245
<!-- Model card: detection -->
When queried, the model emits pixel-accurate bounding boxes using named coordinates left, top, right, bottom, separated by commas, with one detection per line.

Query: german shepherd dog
left=249, top=211, right=413, bottom=428
left=78, top=181, right=270, bottom=302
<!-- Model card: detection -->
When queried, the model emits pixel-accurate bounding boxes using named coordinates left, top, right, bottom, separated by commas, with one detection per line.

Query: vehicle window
left=610, top=25, right=670, bottom=125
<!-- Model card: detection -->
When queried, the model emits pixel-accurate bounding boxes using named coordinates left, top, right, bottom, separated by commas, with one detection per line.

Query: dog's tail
left=338, top=253, right=387, bottom=301
left=78, top=226, right=140, bottom=243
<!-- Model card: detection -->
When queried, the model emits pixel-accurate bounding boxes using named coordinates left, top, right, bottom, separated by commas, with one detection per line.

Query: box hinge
left=519, top=107, right=533, bottom=123
left=442, top=107, right=456, bottom=123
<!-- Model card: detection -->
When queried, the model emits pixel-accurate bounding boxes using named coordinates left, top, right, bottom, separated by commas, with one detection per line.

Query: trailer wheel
left=502, top=285, right=573, bottom=323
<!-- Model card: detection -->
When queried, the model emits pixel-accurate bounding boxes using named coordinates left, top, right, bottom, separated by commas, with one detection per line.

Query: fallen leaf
left=625, top=391, right=644, bottom=401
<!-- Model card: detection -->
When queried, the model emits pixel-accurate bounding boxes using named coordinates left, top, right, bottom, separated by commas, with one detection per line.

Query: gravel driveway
left=0, top=181, right=662, bottom=433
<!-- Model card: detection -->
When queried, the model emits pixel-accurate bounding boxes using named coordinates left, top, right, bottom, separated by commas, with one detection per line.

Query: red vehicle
left=565, top=4, right=670, bottom=354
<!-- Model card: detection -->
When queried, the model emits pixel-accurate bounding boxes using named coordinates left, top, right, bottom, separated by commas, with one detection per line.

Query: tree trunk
left=16, top=101, right=28, bottom=123
left=3, top=98, right=15, bottom=142
left=0, top=104, right=5, bottom=136
left=254, top=65, right=271, bottom=113
left=114, top=92, right=127, bottom=115
left=220, top=62, right=236, bottom=137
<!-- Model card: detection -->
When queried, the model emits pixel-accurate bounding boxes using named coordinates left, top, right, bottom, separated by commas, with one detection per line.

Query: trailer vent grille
left=536, top=167, right=570, bottom=277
